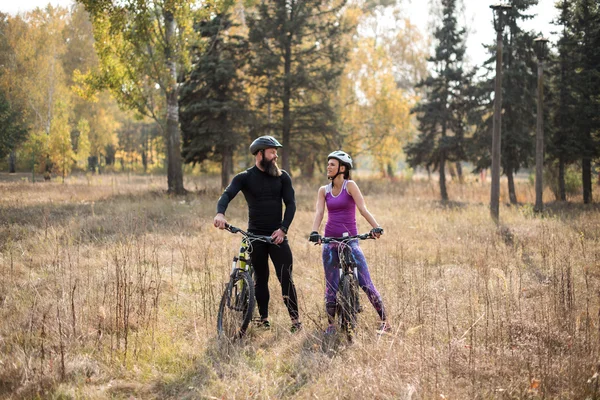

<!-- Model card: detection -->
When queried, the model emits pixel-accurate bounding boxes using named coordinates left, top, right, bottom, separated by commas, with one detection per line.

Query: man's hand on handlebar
left=214, top=213, right=227, bottom=229
left=271, top=228, right=286, bottom=245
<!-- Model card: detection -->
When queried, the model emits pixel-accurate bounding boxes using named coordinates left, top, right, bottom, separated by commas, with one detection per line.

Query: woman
left=309, top=150, right=390, bottom=334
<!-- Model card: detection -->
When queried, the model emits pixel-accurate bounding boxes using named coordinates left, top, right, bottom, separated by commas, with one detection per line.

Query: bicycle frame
left=321, top=232, right=374, bottom=267
left=319, top=232, right=374, bottom=337
left=230, top=236, right=252, bottom=277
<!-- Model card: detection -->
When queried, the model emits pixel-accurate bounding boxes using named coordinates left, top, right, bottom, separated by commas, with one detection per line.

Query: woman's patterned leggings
left=322, top=240, right=386, bottom=322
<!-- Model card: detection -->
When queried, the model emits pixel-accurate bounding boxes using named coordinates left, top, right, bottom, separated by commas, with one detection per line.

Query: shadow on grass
left=149, top=325, right=347, bottom=399
left=544, top=200, right=600, bottom=219
left=0, top=189, right=219, bottom=248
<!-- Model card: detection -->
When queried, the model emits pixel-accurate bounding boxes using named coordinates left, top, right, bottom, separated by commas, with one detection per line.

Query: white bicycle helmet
left=327, top=150, right=353, bottom=168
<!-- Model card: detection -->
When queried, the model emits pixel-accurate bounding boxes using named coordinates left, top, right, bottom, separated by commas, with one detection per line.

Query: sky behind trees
left=3, top=0, right=557, bottom=68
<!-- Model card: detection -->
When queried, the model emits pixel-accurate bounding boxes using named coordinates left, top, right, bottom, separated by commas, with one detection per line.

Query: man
left=213, top=135, right=302, bottom=332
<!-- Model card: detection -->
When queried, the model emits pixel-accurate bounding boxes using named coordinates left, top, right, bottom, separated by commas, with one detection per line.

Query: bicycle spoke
left=217, top=271, right=255, bottom=340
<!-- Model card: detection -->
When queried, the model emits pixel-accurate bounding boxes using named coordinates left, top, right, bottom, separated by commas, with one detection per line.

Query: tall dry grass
left=1, top=172, right=599, bottom=399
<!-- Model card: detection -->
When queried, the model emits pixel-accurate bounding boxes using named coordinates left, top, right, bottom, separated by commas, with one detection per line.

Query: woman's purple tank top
left=324, top=180, right=357, bottom=237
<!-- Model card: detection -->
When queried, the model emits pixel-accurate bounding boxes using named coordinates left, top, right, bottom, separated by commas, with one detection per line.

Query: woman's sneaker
left=324, top=324, right=336, bottom=336
left=377, top=321, right=391, bottom=334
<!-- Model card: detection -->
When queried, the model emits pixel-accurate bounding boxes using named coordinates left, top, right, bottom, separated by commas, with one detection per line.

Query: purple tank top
left=324, top=180, right=358, bottom=237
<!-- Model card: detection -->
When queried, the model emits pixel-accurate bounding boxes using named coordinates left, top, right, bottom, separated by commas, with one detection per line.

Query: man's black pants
left=250, top=239, right=299, bottom=321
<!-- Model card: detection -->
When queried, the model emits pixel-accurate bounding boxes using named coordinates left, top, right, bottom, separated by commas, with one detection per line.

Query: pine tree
left=404, top=0, right=471, bottom=201
left=179, top=11, right=248, bottom=189
left=571, top=0, right=600, bottom=203
left=246, top=0, right=348, bottom=173
left=547, top=0, right=580, bottom=201
left=469, top=0, right=538, bottom=204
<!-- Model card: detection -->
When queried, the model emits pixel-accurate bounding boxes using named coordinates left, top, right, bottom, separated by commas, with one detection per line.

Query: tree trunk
left=490, top=28, right=504, bottom=221
left=164, top=10, right=185, bottom=195
left=456, top=162, right=463, bottom=183
left=301, top=154, right=315, bottom=178
left=221, top=147, right=233, bottom=190
left=558, top=157, right=566, bottom=201
left=282, top=29, right=292, bottom=173
left=583, top=156, right=592, bottom=204
left=439, top=155, right=448, bottom=202
left=507, top=167, right=517, bottom=204
left=9, top=150, right=16, bottom=173
left=534, top=60, right=545, bottom=212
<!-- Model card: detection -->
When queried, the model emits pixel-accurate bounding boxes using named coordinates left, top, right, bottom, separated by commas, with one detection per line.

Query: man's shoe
left=257, top=319, right=271, bottom=329
left=291, top=321, right=303, bottom=333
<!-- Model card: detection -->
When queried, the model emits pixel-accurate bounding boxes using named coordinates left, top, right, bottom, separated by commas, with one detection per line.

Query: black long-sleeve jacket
left=216, top=166, right=296, bottom=235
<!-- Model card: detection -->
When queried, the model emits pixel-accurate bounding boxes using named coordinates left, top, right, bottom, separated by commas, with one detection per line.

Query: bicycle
left=319, top=232, right=374, bottom=340
left=216, top=224, right=274, bottom=340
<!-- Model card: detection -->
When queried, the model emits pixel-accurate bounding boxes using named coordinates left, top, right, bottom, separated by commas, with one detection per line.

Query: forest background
left=1, top=0, right=597, bottom=203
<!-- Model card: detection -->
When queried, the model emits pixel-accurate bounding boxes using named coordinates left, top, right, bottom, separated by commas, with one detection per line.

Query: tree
left=74, top=118, right=91, bottom=170
left=48, top=100, right=75, bottom=181
left=404, top=0, right=471, bottom=201
left=76, top=0, right=222, bottom=194
left=331, top=4, right=425, bottom=178
left=179, top=11, right=248, bottom=189
left=0, top=13, right=28, bottom=172
left=0, top=90, right=27, bottom=165
left=547, top=0, right=580, bottom=201
left=0, top=7, right=74, bottom=178
left=64, top=4, right=122, bottom=174
left=246, top=0, right=349, bottom=173
left=571, top=0, right=600, bottom=203
left=469, top=0, right=538, bottom=204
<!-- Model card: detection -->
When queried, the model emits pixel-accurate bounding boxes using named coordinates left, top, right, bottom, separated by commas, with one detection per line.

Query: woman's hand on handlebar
left=308, top=231, right=322, bottom=244
left=370, top=226, right=384, bottom=239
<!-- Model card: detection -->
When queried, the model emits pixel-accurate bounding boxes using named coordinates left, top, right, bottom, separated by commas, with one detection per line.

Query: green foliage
left=404, top=0, right=472, bottom=200
left=547, top=0, right=580, bottom=167
left=179, top=11, right=248, bottom=166
left=546, top=0, right=600, bottom=202
left=0, top=90, right=27, bottom=160
left=468, top=0, right=539, bottom=202
left=544, top=163, right=582, bottom=199
left=246, top=0, right=349, bottom=171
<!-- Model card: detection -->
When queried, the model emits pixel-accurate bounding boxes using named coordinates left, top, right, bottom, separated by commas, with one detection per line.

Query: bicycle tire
left=217, top=270, right=255, bottom=339
left=338, top=274, right=359, bottom=337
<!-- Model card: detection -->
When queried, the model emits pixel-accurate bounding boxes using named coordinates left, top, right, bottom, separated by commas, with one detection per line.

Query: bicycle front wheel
left=217, top=270, right=255, bottom=339
left=338, top=274, right=359, bottom=337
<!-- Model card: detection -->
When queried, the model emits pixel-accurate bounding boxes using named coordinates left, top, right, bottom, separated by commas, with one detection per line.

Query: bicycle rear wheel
left=217, top=270, right=255, bottom=339
left=338, top=274, right=359, bottom=339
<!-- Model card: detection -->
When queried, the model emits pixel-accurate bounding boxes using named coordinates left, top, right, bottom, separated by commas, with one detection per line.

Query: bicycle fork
left=227, top=255, right=248, bottom=311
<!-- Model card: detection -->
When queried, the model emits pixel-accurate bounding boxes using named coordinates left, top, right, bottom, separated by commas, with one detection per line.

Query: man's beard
left=260, top=157, right=282, bottom=177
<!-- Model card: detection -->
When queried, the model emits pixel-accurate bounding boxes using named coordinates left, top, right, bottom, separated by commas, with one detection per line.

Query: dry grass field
left=1, top=172, right=600, bottom=399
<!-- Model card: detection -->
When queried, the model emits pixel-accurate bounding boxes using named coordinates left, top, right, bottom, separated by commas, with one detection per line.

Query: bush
left=544, top=163, right=582, bottom=200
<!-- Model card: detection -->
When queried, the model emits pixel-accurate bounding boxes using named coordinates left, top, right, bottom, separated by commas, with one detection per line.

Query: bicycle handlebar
left=225, top=224, right=276, bottom=244
left=320, top=232, right=374, bottom=244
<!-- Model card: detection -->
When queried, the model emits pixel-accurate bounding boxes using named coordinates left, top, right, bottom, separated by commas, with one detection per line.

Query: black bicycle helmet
left=249, top=135, right=283, bottom=155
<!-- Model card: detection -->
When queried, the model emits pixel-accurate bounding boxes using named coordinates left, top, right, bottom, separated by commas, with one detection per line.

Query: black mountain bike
left=216, top=224, right=274, bottom=340
left=320, top=232, right=374, bottom=340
